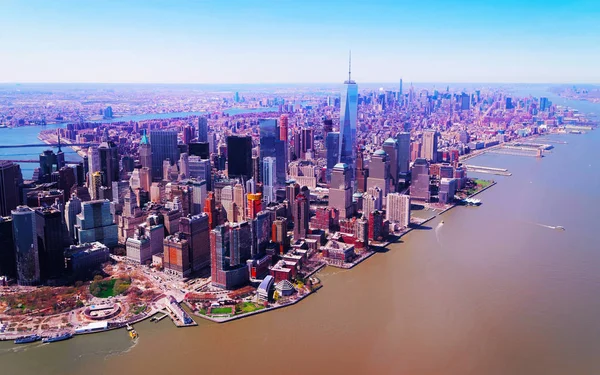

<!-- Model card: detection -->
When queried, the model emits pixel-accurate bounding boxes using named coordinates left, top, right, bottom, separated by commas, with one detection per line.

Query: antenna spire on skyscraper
left=348, top=50, right=352, bottom=82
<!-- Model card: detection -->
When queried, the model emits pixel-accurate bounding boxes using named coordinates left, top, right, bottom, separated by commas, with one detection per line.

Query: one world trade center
left=338, top=52, right=358, bottom=178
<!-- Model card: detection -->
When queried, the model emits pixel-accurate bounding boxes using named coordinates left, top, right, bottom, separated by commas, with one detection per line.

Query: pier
left=464, top=165, right=512, bottom=176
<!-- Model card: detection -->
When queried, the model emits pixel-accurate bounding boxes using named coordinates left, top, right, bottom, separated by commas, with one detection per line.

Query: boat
left=554, top=226, right=566, bottom=231
left=462, top=197, right=482, bottom=206
left=129, top=329, right=138, bottom=340
left=14, top=334, right=41, bottom=344
left=42, top=332, right=73, bottom=343
left=440, top=220, right=444, bottom=224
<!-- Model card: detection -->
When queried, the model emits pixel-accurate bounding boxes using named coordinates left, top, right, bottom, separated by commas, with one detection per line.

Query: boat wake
left=435, top=221, right=444, bottom=248
left=104, top=339, right=139, bottom=361
left=527, top=221, right=566, bottom=231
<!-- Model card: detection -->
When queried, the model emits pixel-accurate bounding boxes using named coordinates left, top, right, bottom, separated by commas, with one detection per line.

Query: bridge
left=0, top=143, right=98, bottom=149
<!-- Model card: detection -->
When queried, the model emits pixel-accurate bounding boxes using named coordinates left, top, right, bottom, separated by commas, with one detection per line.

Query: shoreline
left=0, top=177, right=500, bottom=343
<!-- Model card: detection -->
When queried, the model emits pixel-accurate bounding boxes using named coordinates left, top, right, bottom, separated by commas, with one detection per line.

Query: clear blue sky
left=1, top=0, right=599, bottom=83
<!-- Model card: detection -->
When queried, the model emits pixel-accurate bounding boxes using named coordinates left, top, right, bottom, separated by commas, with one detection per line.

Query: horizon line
left=0, top=81, right=597, bottom=86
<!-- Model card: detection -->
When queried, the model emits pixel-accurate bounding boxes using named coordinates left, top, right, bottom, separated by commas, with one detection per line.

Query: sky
left=1, top=0, right=599, bottom=84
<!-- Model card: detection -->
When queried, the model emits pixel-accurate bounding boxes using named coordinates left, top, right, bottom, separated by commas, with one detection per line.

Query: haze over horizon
left=1, top=0, right=599, bottom=84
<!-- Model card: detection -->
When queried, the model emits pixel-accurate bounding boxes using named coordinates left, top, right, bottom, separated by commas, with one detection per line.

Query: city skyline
left=1, top=0, right=599, bottom=84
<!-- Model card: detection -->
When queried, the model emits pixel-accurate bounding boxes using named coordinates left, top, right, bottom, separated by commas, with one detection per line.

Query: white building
left=386, top=193, right=411, bottom=228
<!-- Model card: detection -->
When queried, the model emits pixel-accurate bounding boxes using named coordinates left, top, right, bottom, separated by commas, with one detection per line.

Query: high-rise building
left=233, top=184, right=245, bottom=223
left=139, top=130, right=152, bottom=180
left=0, top=216, right=16, bottom=278
left=323, top=118, right=333, bottom=135
left=367, top=149, right=390, bottom=197
left=363, top=186, right=383, bottom=216
left=64, top=194, right=82, bottom=242
left=293, top=192, right=310, bottom=240
left=210, top=223, right=250, bottom=289
left=75, top=200, right=118, bottom=247
left=98, top=140, right=120, bottom=187
left=382, top=137, right=399, bottom=191
left=35, top=207, right=67, bottom=281
left=180, top=213, right=211, bottom=272
left=198, top=117, right=208, bottom=143
left=179, top=152, right=189, bottom=179
left=329, top=163, right=354, bottom=219
left=386, top=193, right=411, bottom=228
left=439, top=178, right=458, bottom=204
left=12, top=206, right=40, bottom=286
left=262, top=156, right=276, bottom=204
left=326, top=132, right=340, bottom=183
left=204, top=191, right=218, bottom=229
left=422, top=130, right=439, bottom=163
left=356, top=148, right=368, bottom=193
left=226, top=135, right=252, bottom=181
left=163, top=234, right=190, bottom=277
left=0, top=161, right=22, bottom=217
left=150, top=130, right=179, bottom=181
left=460, top=93, right=470, bottom=110
left=250, top=210, right=271, bottom=257
left=247, top=193, right=262, bottom=220
left=396, top=132, right=411, bottom=178
left=188, top=156, right=211, bottom=191
left=339, top=53, right=358, bottom=176
left=410, top=158, right=430, bottom=202
left=87, top=145, right=100, bottom=180
left=271, top=217, right=289, bottom=254
left=252, top=155, right=260, bottom=183
left=221, top=185, right=235, bottom=223
left=39, top=149, right=63, bottom=182
left=300, top=128, right=314, bottom=159
left=259, top=119, right=286, bottom=186
left=279, top=114, right=288, bottom=142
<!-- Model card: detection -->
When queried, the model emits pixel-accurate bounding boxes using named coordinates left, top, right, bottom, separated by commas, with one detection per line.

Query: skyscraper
left=246, top=193, right=262, bottom=220
left=0, top=216, right=16, bottom=278
left=422, top=130, right=439, bottom=163
left=300, top=128, right=314, bottom=159
left=0, top=161, right=22, bottom=217
left=329, top=163, right=354, bottom=219
left=386, top=193, right=411, bottom=228
left=64, top=194, right=82, bottom=242
left=210, top=223, right=250, bottom=290
left=180, top=213, right=210, bottom=272
left=139, top=129, right=152, bottom=180
left=410, top=158, right=430, bottom=202
left=259, top=119, right=286, bottom=186
left=98, top=140, right=120, bottom=187
left=293, top=192, right=309, bottom=240
left=226, top=135, right=252, bottom=181
left=150, top=130, right=179, bottom=181
left=396, top=132, right=411, bottom=178
left=75, top=200, right=118, bottom=247
left=326, top=132, right=340, bottom=183
left=163, top=234, right=190, bottom=277
left=339, top=52, right=358, bottom=176
left=366, top=149, right=390, bottom=197
left=35, top=207, right=66, bottom=281
left=460, top=93, right=470, bottom=110
left=279, top=114, right=288, bottom=142
left=198, top=117, right=208, bottom=143
left=12, top=206, right=40, bottom=286
left=382, top=137, right=399, bottom=191
left=262, top=156, right=276, bottom=204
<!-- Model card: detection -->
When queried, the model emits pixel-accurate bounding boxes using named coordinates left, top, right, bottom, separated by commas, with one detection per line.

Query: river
left=1, top=92, right=600, bottom=374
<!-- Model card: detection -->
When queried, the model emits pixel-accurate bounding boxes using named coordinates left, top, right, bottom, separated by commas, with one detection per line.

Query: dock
left=464, top=165, right=512, bottom=176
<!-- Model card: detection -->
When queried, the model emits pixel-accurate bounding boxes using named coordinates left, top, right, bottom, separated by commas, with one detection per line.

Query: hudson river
left=1, top=93, right=599, bottom=374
